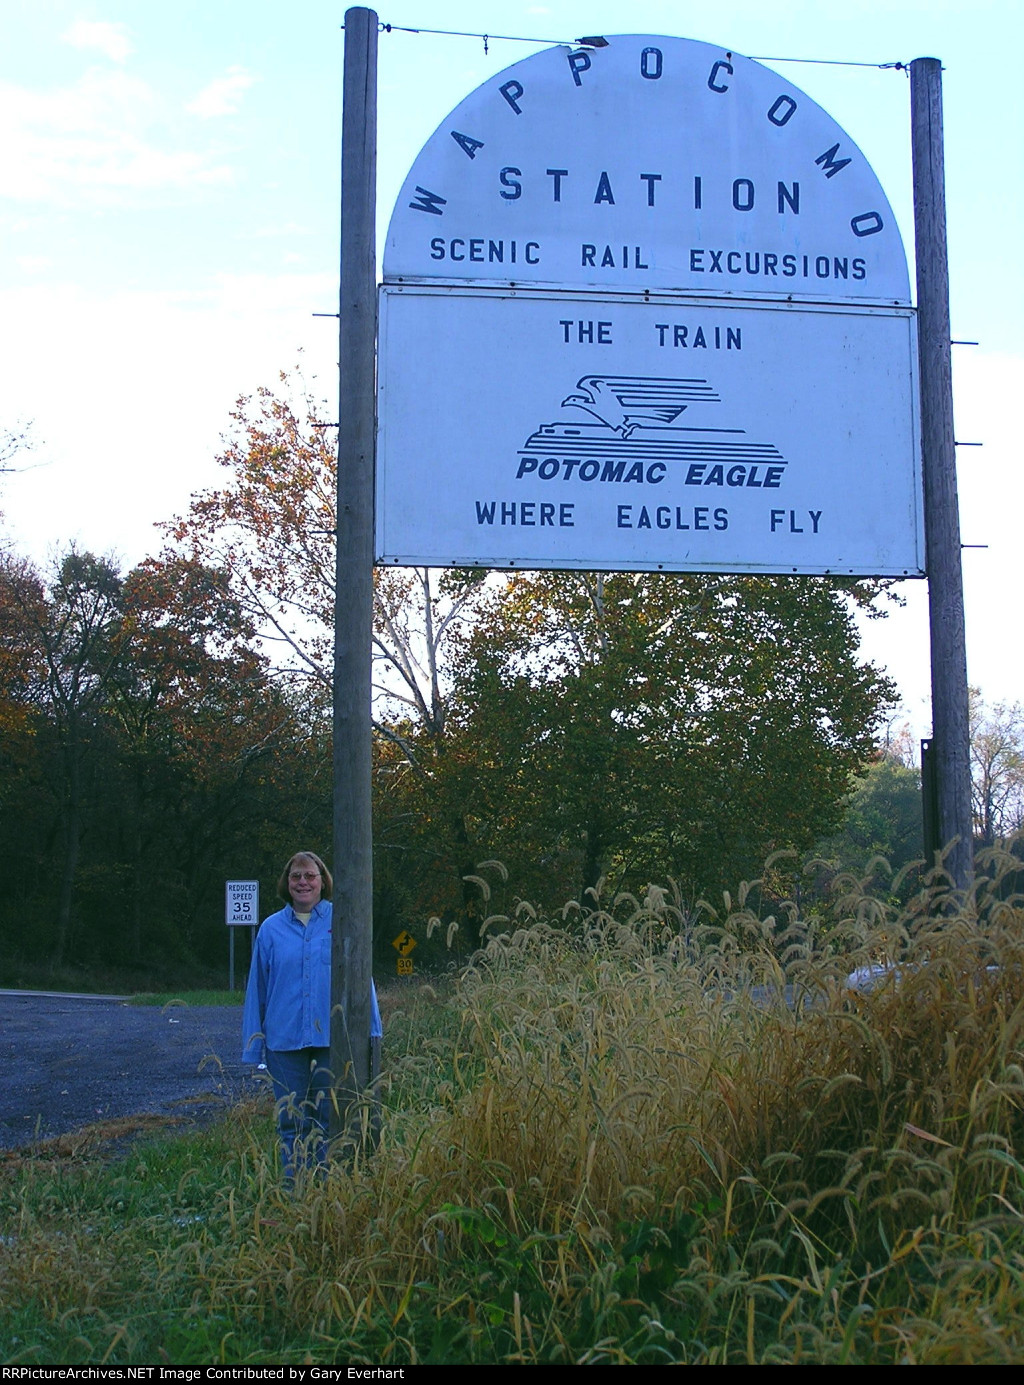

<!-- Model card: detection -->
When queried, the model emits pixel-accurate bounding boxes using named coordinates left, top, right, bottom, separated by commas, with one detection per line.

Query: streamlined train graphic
left=517, top=375, right=787, bottom=482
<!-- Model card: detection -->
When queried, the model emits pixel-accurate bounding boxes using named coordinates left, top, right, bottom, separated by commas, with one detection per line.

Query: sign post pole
left=911, top=57, right=973, bottom=890
left=331, top=6, right=378, bottom=1147
left=225, top=880, right=260, bottom=991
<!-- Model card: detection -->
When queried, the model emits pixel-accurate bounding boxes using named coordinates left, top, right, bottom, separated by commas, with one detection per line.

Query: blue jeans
left=265, top=1048, right=333, bottom=1180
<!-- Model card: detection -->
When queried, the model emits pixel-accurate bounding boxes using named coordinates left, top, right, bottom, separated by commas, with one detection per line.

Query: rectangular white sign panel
left=377, top=286, right=922, bottom=577
left=225, top=879, right=259, bottom=928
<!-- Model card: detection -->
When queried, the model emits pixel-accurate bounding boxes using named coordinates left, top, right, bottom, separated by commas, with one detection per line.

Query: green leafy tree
left=434, top=570, right=897, bottom=908
left=813, top=752, right=924, bottom=898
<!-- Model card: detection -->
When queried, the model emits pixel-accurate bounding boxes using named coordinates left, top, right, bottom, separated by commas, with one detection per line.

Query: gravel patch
left=0, top=993, right=255, bottom=1150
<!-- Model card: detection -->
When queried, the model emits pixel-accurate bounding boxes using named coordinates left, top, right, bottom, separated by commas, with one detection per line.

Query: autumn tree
left=0, top=424, right=37, bottom=550
left=101, top=554, right=314, bottom=962
left=162, top=382, right=489, bottom=913
left=0, top=423, right=34, bottom=491
left=0, top=542, right=327, bottom=977
left=0, top=555, right=52, bottom=933
left=1, top=551, right=126, bottom=965
left=0, top=554, right=47, bottom=745
left=163, top=382, right=486, bottom=715
left=970, top=689, right=1024, bottom=847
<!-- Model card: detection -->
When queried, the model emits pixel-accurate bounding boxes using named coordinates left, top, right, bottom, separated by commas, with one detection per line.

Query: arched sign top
left=384, top=35, right=910, bottom=305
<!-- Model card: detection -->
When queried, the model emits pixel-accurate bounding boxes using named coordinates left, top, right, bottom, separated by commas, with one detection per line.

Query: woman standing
left=242, top=849, right=382, bottom=1180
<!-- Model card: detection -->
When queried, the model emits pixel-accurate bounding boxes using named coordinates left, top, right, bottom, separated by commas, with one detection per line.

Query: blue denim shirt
left=241, top=900, right=382, bottom=1063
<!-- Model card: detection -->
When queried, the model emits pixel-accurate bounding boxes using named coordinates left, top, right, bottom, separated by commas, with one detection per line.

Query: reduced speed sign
left=225, top=879, right=259, bottom=928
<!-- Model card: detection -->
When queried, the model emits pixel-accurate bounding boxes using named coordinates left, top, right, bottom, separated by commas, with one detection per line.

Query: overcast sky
left=1, top=1, right=1020, bottom=737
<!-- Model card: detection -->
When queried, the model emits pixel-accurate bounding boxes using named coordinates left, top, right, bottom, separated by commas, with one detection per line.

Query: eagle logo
left=561, top=375, right=721, bottom=438
left=518, top=374, right=787, bottom=472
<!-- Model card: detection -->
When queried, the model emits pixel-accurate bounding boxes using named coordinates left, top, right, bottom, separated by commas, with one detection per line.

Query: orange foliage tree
left=161, top=381, right=489, bottom=935
left=0, top=544, right=322, bottom=974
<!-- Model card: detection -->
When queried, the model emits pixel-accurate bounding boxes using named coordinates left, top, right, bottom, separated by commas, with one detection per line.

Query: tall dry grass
left=4, top=850, right=1024, bottom=1363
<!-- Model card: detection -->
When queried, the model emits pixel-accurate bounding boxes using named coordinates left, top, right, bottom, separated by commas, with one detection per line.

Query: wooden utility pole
left=911, top=57, right=973, bottom=891
left=331, top=6, right=378, bottom=1142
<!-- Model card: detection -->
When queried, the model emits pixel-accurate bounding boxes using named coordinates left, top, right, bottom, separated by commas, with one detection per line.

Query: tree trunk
left=582, top=820, right=604, bottom=902
left=53, top=725, right=82, bottom=970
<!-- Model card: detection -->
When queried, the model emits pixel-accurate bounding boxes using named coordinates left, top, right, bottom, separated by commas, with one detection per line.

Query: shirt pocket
left=320, top=940, right=332, bottom=965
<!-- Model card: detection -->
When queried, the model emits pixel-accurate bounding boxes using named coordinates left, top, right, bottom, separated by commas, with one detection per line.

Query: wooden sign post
left=911, top=57, right=973, bottom=890
left=331, top=6, right=378, bottom=1143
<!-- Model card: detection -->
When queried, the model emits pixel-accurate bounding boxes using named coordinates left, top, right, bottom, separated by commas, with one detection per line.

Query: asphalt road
left=0, top=992, right=253, bottom=1150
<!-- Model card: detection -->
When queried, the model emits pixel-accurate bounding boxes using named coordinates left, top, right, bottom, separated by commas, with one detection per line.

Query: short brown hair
left=277, top=850, right=333, bottom=902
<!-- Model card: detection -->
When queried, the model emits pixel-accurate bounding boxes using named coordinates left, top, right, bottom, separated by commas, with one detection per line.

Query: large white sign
left=378, top=34, right=921, bottom=576
left=385, top=35, right=910, bottom=304
left=378, top=286, right=921, bottom=575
